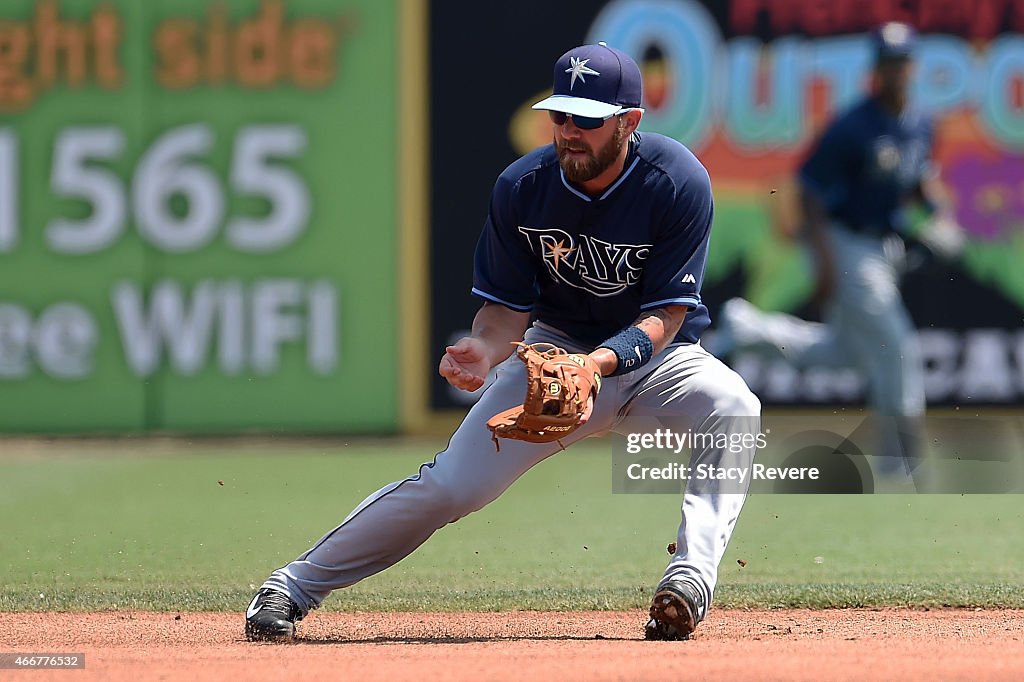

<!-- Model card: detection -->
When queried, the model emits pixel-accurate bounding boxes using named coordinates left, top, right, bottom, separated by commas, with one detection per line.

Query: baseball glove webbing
left=486, top=342, right=602, bottom=450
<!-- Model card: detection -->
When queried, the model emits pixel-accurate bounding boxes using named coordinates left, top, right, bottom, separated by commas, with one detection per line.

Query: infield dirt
left=5, top=609, right=1023, bottom=681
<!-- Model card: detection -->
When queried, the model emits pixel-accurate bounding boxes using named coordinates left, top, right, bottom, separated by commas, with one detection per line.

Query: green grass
left=2, top=437, right=1023, bottom=612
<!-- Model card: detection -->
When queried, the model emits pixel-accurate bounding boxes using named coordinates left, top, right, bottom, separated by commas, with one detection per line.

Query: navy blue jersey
left=472, top=132, right=712, bottom=346
left=799, top=96, right=935, bottom=236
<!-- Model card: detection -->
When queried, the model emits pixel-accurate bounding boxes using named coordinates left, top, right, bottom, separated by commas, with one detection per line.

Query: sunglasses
left=548, top=108, right=635, bottom=130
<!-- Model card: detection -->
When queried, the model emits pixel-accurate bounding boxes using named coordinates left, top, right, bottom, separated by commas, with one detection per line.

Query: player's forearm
left=799, top=186, right=834, bottom=263
left=633, top=305, right=688, bottom=355
left=917, top=174, right=954, bottom=219
left=470, top=302, right=532, bottom=368
left=590, top=305, right=688, bottom=376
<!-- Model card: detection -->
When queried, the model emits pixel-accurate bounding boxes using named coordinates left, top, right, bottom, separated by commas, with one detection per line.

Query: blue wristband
left=598, top=326, right=654, bottom=376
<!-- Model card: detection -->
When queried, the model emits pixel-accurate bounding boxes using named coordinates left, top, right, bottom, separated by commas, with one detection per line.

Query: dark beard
left=556, top=121, right=628, bottom=184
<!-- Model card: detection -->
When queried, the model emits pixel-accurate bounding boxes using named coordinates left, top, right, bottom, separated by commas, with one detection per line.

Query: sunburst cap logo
left=565, top=56, right=600, bottom=90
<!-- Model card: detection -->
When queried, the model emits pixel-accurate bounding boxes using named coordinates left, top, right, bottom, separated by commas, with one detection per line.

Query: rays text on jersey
left=518, top=227, right=650, bottom=297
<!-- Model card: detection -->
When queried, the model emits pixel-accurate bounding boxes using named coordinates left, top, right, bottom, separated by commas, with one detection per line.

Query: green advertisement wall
left=0, top=0, right=401, bottom=432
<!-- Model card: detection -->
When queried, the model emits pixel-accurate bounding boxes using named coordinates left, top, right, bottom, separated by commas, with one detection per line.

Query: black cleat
left=245, top=588, right=303, bottom=642
left=644, top=581, right=704, bottom=641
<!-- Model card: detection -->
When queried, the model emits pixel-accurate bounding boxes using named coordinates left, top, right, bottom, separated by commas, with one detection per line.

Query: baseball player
left=716, top=23, right=959, bottom=471
left=245, top=42, right=760, bottom=642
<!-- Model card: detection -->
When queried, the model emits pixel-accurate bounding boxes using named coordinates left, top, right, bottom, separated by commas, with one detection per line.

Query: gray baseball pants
left=262, top=322, right=761, bottom=619
left=721, top=223, right=925, bottom=458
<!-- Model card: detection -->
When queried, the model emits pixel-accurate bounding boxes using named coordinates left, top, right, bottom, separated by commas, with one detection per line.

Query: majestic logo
left=518, top=227, right=650, bottom=297
left=681, top=273, right=697, bottom=284
left=565, top=56, right=599, bottom=90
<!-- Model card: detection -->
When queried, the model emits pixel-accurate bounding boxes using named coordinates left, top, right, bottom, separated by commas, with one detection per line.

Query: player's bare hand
left=439, top=337, right=491, bottom=392
left=919, top=214, right=966, bottom=261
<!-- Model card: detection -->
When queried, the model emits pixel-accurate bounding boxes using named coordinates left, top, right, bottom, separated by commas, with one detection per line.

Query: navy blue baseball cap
left=532, top=42, right=644, bottom=118
left=872, top=22, right=917, bottom=61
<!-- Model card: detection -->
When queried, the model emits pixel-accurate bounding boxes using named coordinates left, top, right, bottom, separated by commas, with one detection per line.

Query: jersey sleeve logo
left=518, top=226, right=650, bottom=297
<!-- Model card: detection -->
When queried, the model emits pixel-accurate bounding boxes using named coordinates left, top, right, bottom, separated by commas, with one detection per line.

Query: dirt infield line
left=4, top=609, right=1023, bottom=681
